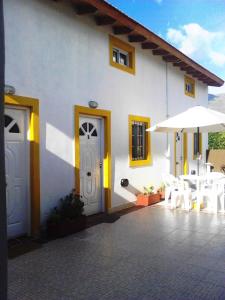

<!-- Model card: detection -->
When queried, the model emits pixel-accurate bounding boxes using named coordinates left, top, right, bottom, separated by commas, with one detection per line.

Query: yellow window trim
left=109, top=35, right=135, bottom=75
left=174, top=132, right=188, bottom=176
left=5, top=95, right=40, bottom=236
left=129, top=115, right=151, bottom=167
left=184, top=75, right=195, bottom=98
left=193, top=132, right=202, bottom=160
left=74, top=105, right=112, bottom=212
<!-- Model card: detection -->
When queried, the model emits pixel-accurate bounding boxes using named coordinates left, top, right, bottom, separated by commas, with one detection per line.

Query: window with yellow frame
left=109, top=35, right=135, bottom=75
left=129, top=115, right=151, bottom=167
left=193, top=132, right=202, bottom=160
left=185, top=76, right=195, bottom=98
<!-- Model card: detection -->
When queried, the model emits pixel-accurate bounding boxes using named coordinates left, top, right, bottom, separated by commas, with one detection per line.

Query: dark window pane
left=186, top=82, right=194, bottom=94
left=79, top=128, right=85, bottom=136
left=120, top=53, right=128, bottom=66
left=9, top=123, right=20, bottom=133
left=132, top=124, right=138, bottom=159
left=4, top=115, right=13, bottom=127
left=91, top=129, right=97, bottom=137
left=89, top=123, right=94, bottom=132
left=194, top=133, right=198, bottom=155
left=132, top=146, right=137, bottom=160
left=113, top=49, right=118, bottom=63
left=142, top=123, right=146, bottom=159
left=82, top=122, right=88, bottom=132
left=132, top=122, right=147, bottom=161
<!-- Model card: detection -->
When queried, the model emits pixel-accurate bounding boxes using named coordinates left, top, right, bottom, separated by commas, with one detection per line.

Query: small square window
left=129, top=115, right=151, bottom=167
left=109, top=35, right=135, bottom=75
left=185, top=76, right=195, bottom=98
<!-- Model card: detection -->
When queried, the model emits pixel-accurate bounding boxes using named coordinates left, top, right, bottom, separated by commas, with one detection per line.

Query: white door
left=4, top=107, right=30, bottom=239
left=175, top=132, right=183, bottom=176
left=79, top=116, right=103, bottom=215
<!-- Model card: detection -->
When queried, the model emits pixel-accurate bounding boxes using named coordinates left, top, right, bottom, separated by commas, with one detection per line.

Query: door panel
left=4, top=107, right=29, bottom=238
left=175, top=132, right=188, bottom=176
left=79, top=117, right=103, bottom=215
left=175, top=132, right=183, bottom=176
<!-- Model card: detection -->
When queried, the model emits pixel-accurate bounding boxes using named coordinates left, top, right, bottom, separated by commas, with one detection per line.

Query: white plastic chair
left=199, top=174, right=225, bottom=212
left=179, top=180, right=194, bottom=211
left=162, top=174, right=179, bottom=207
left=162, top=174, right=192, bottom=209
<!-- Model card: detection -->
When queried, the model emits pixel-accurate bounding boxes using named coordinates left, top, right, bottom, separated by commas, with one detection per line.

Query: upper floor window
left=112, top=48, right=129, bottom=67
left=109, top=35, right=135, bottom=75
left=129, top=115, right=151, bottom=167
left=185, top=76, right=195, bottom=98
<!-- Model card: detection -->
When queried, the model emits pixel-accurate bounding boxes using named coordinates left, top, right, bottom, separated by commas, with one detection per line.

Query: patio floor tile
left=8, top=205, right=225, bottom=299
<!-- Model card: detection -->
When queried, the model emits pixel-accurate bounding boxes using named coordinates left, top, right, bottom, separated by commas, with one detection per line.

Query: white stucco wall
left=167, top=64, right=208, bottom=175
left=4, top=0, right=208, bottom=221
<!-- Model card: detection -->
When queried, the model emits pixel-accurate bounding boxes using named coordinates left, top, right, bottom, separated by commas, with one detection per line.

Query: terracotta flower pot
left=136, top=193, right=161, bottom=206
left=158, top=191, right=165, bottom=200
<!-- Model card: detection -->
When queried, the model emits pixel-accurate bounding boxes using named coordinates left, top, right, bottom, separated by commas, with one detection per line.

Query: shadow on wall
left=124, top=184, right=142, bottom=196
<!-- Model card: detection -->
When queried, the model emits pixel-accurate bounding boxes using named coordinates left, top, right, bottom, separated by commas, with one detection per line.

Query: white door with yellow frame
left=4, top=106, right=30, bottom=239
left=79, top=116, right=104, bottom=215
left=175, top=132, right=188, bottom=176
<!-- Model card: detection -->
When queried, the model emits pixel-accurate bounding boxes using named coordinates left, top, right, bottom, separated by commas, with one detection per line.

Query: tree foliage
left=208, top=132, right=225, bottom=149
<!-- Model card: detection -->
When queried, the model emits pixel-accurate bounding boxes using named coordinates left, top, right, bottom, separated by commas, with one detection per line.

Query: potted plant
left=136, top=185, right=161, bottom=206
left=157, top=183, right=165, bottom=200
left=46, top=189, right=86, bottom=239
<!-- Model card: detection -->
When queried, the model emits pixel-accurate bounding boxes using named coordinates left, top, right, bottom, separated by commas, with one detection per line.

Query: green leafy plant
left=157, top=183, right=165, bottom=193
left=48, top=207, right=61, bottom=224
left=208, top=132, right=225, bottom=149
left=143, top=185, right=154, bottom=195
left=47, top=189, right=84, bottom=224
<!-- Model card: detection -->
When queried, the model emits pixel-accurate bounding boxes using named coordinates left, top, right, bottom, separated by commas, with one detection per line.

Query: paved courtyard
left=9, top=205, right=225, bottom=299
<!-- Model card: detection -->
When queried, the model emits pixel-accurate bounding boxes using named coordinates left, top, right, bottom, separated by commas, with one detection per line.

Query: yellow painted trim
left=183, top=133, right=188, bottom=175
left=184, top=75, right=195, bottom=98
left=74, top=105, right=112, bottom=212
left=4, top=95, right=40, bottom=236
left=174, top=132, right=188, bottom=176
left=129, top=115, right=151, bottom=167
left=109, top=35, right=136, bottom=75
left=193, top=132, right=202, bottom=160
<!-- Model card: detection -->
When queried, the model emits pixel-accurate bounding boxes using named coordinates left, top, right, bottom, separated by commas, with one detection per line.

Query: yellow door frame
left=174, top=132, right=188, bottom=176
left=74, top=105, right=112, bottom=212
left=5, top=95, right=40, bottom=236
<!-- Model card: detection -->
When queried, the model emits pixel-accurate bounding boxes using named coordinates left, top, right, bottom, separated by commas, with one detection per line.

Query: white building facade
left=4, top=0, right=223, bottom=238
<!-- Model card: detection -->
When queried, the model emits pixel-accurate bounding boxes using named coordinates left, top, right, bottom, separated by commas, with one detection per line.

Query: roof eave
left=71, top=0, right=224, bottom=87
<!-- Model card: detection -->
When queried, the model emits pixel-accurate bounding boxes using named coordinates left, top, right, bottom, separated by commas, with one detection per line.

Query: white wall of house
left=4, top=0, right=208, bottom=221
left=167, top=64, right=208, bottom=175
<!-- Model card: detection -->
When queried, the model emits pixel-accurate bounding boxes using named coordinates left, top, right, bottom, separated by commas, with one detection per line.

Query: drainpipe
left=0, top=0, right=7, bottom=299
left=165, top=62, right=169, bottom=119
left=165, top=62, right=170, bottom=173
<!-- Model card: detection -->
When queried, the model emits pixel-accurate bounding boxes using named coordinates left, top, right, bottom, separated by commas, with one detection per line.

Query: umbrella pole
left=197, top=127, right=200, bottom=176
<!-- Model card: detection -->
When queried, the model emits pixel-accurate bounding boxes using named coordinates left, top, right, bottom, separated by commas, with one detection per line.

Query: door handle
left=87, top=172, right=91, bottom=176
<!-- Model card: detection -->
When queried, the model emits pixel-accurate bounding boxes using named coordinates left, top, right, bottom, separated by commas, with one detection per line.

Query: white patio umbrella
left=147, top=106, right=225, bottom=175
left=147, top=106, right=225, bottom=133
